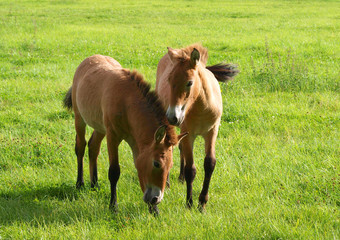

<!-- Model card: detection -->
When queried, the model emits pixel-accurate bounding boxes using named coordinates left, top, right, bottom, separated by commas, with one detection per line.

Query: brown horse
left=63, top=55, right=187, bottom=214
left=156, top=44, right=239, bottom=210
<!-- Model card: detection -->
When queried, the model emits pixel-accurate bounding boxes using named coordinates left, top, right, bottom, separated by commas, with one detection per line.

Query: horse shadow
left=0, top=182, right=149, bottom=228
left=0, top=183, right=81, bottom=225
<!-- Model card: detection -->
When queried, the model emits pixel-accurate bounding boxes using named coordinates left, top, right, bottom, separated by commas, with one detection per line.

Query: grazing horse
left=63, top=55, right=187, bottom=214
left=156, top=44, right=239, bottom=210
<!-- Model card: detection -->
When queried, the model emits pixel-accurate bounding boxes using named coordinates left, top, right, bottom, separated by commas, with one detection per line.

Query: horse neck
left=126, top=99, right=159, bottom=152
left=194, top=66, right=214, bottom=103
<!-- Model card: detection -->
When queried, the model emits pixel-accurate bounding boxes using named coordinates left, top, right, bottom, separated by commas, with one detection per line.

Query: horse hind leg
left=74, top=113, right=87, bottom=189
left=88, top=130, right=105, bottom=188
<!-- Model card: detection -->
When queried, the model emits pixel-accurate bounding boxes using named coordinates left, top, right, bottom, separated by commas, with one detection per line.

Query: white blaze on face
left=166, top=105, right=185, bottom=126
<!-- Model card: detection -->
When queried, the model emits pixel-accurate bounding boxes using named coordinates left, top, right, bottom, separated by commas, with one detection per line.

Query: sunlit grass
left=0, top=0, right=339, bottom=239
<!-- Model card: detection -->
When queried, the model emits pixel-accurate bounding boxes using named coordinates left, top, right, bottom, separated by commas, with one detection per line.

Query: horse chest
left=184, top=106, right=221, bottom=135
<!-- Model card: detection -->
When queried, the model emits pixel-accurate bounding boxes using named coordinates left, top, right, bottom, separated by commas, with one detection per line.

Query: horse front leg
left=182, top=135, right=196, bottom=208
left=198, top=126, right=218, bottom=211
left=178, top=142, right=185, bottom=183
left=106, top=130, right=121, bottom=212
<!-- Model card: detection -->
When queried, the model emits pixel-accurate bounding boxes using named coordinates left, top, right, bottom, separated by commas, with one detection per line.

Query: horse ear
left=154, top=125, right=167, bottom=144
left=167, top=47, right=181, bottom=62
left=190, top=48, right=200, bottom=67
left=177, top=132, right=188, bottom=145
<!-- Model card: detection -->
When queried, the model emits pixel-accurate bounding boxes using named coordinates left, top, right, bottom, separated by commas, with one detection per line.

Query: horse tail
left=206, top=63, right=239, bottom=82
left=63, top=87, right=72, bottom=110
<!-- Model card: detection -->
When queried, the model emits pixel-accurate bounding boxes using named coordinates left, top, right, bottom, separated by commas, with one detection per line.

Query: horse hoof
left=178, top=175, right=184, bottom=183
left=76, top=181, right=84, bottom=189
left=186, top=199, right=193, bottom=209
left=109, top=203, right=118, bottom=213
left=90, top=183, right=100, bottom=190
left=198, top=203, right=206, bottom=213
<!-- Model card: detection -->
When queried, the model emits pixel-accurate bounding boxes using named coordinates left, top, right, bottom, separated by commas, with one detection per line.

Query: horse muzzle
left=166, top=105, right=185, bottom=126
left=143, top=186, right=163, bottom=205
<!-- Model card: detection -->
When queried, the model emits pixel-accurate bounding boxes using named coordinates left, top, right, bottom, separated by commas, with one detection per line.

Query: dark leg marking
left=198, top=155, right=216, bottom=210
left=88, top=132, right=104, bottom=189
left=90, top=165, right=98, bottom=189
left=108, top=164, right=120, bottom=211
left=184, top=165, right=196, bottom=208
left=75, top=135, right=86, bottom=189
left=178, top=143, right=185, bottom=182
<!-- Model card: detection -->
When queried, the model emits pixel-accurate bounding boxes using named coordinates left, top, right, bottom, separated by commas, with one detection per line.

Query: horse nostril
left=151, top=196, right=158, bottom=204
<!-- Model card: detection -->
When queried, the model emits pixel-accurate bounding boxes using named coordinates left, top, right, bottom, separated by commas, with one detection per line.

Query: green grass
left=0, top=0, right=339, bottom=239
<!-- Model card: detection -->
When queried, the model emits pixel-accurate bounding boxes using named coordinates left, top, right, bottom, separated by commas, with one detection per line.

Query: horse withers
left=64, top=55, right=187, bottom=214
left=156, top=44, right=239, bottom=210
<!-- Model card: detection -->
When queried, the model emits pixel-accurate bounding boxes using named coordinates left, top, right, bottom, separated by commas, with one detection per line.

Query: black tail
left=63, top=87, right=72, bottom=110
left=206, top=63, right=240, bottom=82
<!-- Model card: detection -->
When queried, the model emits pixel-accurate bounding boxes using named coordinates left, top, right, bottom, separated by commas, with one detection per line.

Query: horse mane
left=171, top=44, right=239, bottom=82
left=129, top=70, right=178, bottom=145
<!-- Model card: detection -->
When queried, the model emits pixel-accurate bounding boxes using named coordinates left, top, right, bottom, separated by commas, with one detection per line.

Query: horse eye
left=153, top=161, right=161, bottom=168
left=186, top=81, right=193, bottom=87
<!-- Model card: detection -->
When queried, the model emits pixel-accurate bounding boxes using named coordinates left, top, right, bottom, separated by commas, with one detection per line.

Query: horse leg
left=166, top=173, right=170, bottom=188
left=106, top=130, right=121, bottom=211
left=74, top=113, right=86, bottom=189
left=178, top=142, right=185, bottom=183
left=88, top=130, right=105, bottom=188
left=182, top=135, right=196, bottom=208
left=198, top=126, right=218, bottom=211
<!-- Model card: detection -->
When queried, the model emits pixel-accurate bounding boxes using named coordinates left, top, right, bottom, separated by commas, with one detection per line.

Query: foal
left=64, top=55, right=187, bottom=214
left=156, top=44, right=239, bottom=210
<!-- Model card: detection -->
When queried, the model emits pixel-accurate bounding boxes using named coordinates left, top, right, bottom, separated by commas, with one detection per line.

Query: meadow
left=0, top=0, right=339, bottom=239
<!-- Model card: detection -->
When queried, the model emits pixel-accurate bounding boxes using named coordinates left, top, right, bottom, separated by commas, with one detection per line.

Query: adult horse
left=156, top=44, right=239, bottom=210
left=64, top=55, right=187, bottom=214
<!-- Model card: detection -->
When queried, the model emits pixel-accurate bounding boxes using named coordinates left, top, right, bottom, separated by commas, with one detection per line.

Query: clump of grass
left=250, top=41, right=338, bottom=92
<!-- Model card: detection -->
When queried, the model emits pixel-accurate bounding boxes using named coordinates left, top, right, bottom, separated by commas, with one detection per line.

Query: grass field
left=0, top=0, right=339, bottom=239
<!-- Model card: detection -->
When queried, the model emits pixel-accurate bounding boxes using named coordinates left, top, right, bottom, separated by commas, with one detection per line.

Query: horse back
left=72, top=55, right=129, bottom=134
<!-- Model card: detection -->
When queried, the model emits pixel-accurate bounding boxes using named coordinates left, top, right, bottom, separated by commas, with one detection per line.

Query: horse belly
left=187, top=119, right=218, bottom=136
left=80, top=109, right=106, bottom=134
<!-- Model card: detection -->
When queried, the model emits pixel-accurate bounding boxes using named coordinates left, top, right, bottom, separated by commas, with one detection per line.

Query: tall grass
left=248, top=40, right=339, bottom=92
